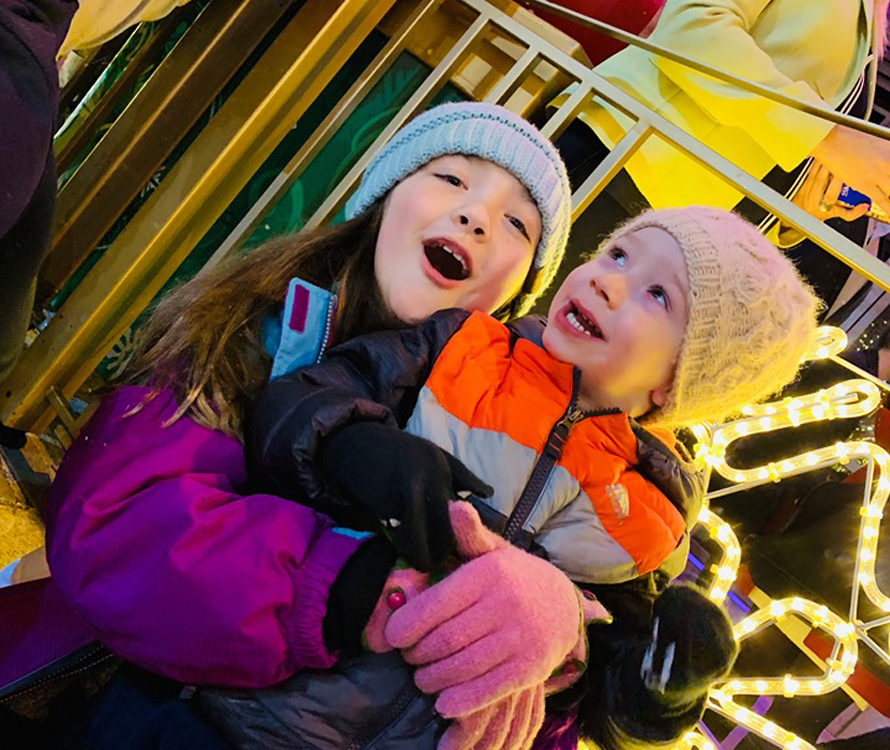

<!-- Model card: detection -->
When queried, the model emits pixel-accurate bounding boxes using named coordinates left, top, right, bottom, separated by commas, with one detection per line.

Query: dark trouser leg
left=62, top=664, right=235, bottom=750
left=0, top=161, right=55, bottom=387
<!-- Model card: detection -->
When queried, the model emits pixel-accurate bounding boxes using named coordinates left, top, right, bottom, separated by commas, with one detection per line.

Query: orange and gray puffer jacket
left=252, top=308, right=704, bottom=584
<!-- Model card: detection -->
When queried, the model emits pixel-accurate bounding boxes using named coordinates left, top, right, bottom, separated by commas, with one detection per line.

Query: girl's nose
left=456, top=203, right=489, bottom=237
left=459, top=215, right=485, bottom=235
left=591, top=274, right=625, bottom=307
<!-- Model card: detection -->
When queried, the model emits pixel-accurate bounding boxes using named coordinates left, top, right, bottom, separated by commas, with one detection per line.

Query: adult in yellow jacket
left=548, top=0, right=887, bottom=312
left=570, top=0, right=879, bottom=209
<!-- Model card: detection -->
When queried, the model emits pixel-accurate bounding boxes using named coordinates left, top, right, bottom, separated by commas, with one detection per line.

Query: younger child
left=244, top=206, right=817, bottom=747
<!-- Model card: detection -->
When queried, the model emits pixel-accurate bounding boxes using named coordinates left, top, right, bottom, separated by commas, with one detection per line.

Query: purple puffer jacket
left=42, top=386, right=368, bottom=687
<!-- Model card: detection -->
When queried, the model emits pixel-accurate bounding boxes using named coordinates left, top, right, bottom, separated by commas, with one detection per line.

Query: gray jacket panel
left=197, top=652, right=441, bottom=750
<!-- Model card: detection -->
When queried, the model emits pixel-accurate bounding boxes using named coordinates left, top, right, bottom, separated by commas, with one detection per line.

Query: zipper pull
left=546, top=408, right=584, bottom=457
left=558, top=407, right=585, bottom=430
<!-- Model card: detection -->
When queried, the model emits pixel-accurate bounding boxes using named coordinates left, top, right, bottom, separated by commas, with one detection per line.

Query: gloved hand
left=319, top=422, right=493, bottom=572
left=386, top=502, right=609, bottom=717
left=437, top=682, right=545, bottom=750
left=362, top=565, right=430, bottom=653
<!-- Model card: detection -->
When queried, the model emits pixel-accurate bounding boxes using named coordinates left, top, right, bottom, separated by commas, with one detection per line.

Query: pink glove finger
left=414, top=632, right=510, bottom=695
left=506, top=687, right=536, bottom=747
left=385, top=566, right=488, bottom=649
left=437, top=706, right=494, bottom=750
left=475, top=692, right=515, bottom=749
left=579, top=590, right=612, bottom=624
left=520, top=685, right=546, bottom=750
left=516, top=684, right=547, bottom=750
left=449, top=501, right=509, bottom=558
left=435, top=659, right=535, bottom=718
left=402, top=601, right=492, bottom=665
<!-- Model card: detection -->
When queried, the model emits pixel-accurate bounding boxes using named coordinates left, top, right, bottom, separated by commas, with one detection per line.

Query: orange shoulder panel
left=424, top=312, right=572, bottom=451
left=590, top=469, right=685, bottom=575
left=562, top=416, right=686, bottom=575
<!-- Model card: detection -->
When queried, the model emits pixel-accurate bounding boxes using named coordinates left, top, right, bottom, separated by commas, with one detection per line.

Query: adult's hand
left=811, top=124, right=890, bottom=217
left=775, top=160, right=870, bottom=247
left=794, top=161, right=870, bottom=223
left=385, top=502, right=608, bottom=717
left=437, top=683, right=545, bottom=750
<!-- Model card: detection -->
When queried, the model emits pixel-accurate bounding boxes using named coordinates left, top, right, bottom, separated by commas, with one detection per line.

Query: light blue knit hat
left=346, top=102, right=572, bottom=316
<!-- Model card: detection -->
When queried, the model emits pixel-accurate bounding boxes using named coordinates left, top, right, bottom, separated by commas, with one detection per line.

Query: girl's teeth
left=566, top=311, right=591, bottom=335
left=442, top=246, right=467, bottom=271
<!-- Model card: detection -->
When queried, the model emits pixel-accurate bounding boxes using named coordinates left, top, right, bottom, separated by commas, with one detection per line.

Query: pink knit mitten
left=437, top=682, right=545, bottom=750
left=544, top=588, right=613, bottom=695
left=362, top=566, right=430, bottom=653
left=385, top=502, right=606, bottom=717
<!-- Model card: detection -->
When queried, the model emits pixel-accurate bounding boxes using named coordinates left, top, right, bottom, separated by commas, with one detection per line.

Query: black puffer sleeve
left=246, top=308, right=471, bottom=505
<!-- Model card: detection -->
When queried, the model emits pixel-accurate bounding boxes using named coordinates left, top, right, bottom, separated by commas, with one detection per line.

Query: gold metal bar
left=571, top=119, right=652, bottom=220
left=482, top=46, right=538, bottom=104
left=538, top=80, right=587, bottom=140
left=522, top=0, right=890, bottom=142
left=55, top=16, right=180, bottom=174
left=58, top=35, right=128, bottom=114
left=44, top=0, right=293, bottom=304
left=198, top=0, right=446, bottom=275
left=45, top=387, right=78, bottom=434
left=305, top=9, right=491, bottom=228
left=1, top=0, right=395, bottom=431
left=656, top=125, right=890, bottom=292
left=460, top=0, right=890, bottom=294
left=58, top=47, right=101, bottom=110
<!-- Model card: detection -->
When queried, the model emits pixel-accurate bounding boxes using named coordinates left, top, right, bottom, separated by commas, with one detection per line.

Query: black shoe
left=0, top=422, right=26, bottom=450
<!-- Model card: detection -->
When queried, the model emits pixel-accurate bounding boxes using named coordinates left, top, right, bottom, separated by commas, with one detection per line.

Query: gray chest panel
left=197, top=652, right=442, bottom=750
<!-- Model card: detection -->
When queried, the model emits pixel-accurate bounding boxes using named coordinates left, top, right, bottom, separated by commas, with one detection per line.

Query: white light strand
left=697, top=507, right=741, bottom=605
left=708, top=599, right=857, bottom=750
left=689, top=327, right=879, bottom=750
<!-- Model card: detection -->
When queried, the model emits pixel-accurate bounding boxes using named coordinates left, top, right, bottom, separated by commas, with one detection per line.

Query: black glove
left=319, top=421, right=493, bottom=571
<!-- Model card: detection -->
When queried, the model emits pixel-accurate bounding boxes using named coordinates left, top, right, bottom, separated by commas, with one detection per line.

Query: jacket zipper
left=503, top=371, right=583, bottom=544
left=503, top=372, right=618, bottom=544
left=0, top=642, right=115, bottom=703
left=315, top=290, right=338, bottom=364
left=345, top=683, right=417, bottom=750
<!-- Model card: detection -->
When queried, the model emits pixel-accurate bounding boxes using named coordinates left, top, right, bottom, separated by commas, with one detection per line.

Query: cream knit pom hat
left=604, top=208, right=820, bottom=429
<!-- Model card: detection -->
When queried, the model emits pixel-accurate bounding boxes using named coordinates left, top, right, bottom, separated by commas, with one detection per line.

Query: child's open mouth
left=564, top=300, right=605, bottom=339
left=423, top=239, right=471, bottom=281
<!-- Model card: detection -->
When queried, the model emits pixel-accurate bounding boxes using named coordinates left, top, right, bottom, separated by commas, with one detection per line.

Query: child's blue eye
left=650, top=285, right=669, bottom=309
left=509, top=215, right=530, bottom=240
left=609, top=247, right=627, bottom=266
left=435, top=173, right=465, bottom=188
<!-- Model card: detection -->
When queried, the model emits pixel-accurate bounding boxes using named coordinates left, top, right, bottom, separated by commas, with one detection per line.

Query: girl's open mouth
left=563, top=300, right=605, bottom=340
left=423, top=238, right=471, bottom=281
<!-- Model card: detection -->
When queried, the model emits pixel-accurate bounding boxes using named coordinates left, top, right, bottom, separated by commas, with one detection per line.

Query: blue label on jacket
left=262, top=278, right=334, bottom=380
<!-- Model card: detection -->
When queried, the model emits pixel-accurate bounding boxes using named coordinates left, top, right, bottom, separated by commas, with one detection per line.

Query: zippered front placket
left=503, top=372, right=619, bottom=545
left=345, top=683, right=418, bottom=750
left=314, top=290, right=339, bottom=364
left=0, top=642, right=114, bottom=703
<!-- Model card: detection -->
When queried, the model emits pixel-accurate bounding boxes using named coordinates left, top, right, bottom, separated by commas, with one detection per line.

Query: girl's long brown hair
left=127, top=204, right=398, bottom=439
